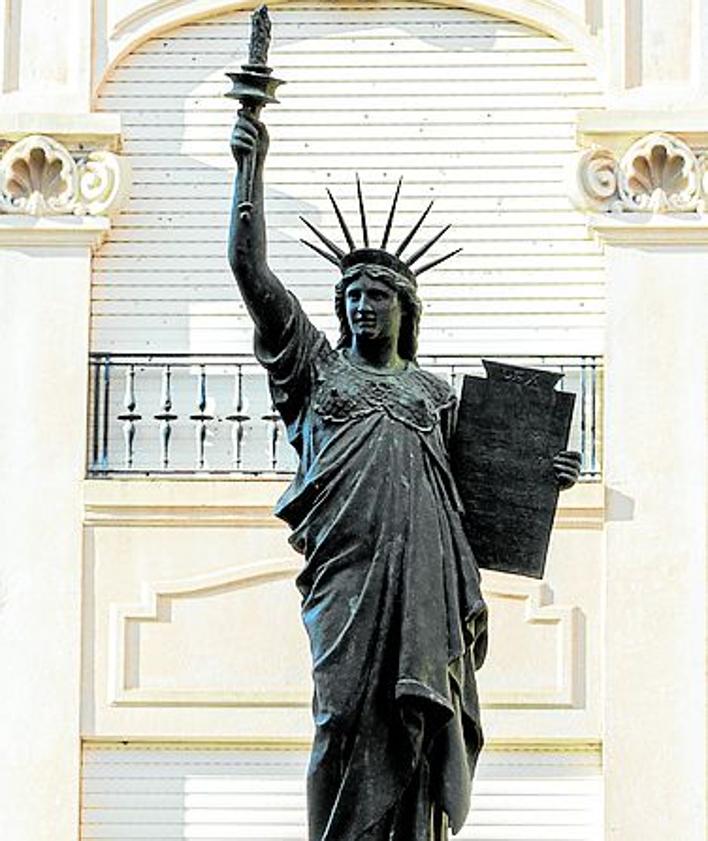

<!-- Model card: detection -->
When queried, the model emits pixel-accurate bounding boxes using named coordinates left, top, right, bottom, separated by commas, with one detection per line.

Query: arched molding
left=95, top=0, right=606, bottom=99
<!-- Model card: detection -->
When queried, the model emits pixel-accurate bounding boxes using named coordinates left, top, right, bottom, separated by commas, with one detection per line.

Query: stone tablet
left=451, top=360, right=576, bottom=579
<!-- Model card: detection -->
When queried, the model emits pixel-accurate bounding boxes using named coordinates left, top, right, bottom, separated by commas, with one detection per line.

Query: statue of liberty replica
left=227, top=9, right=580, bottom=840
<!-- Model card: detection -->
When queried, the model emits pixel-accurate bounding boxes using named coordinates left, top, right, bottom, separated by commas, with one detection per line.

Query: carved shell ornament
left=0, top=135, right=77, bottom=215
left=0, top=134, right=130, bottom=217
left=618, top=133, right=700, bottom=213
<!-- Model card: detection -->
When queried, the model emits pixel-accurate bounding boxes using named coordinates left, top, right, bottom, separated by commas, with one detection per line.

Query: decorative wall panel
left=82, top=480, right=603, bottom=742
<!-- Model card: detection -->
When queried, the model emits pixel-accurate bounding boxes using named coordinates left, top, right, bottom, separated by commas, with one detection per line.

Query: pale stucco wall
left=0, top=3, right=706, bottom=841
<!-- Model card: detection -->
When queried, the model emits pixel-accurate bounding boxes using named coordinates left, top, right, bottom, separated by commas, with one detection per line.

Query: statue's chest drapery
left=310, top=350, right=455, bottom=433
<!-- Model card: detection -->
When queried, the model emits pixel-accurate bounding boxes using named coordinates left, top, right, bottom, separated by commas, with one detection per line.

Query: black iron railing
left=88, top=353, right=602, bottom=478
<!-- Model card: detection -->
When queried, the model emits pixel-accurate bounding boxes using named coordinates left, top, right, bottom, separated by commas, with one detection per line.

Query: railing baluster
left=582, top=361, right=588, bottom=472
left=189, top=365, right=214, bottom=470
left=225, top=365, right=251, bottom=470
left=117, top=364, right=142, bottom=469
left=449, top=365, right=458, bottom=394
left=154, top=364, right=178, bottom=469
left=261, top=401, right=281, bottom=471
left=580, top=358, right=592, bottom=473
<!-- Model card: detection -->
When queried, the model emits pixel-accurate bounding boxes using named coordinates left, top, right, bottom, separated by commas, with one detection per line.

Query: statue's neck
left=348, top=337, right=405, bottom=371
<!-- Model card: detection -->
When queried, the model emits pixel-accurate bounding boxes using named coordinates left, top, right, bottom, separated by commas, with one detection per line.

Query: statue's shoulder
left=409, top=364, right=457, bottom=409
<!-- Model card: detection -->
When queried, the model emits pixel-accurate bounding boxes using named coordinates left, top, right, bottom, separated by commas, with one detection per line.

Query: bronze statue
left=227, top=9, right=580, bottom=840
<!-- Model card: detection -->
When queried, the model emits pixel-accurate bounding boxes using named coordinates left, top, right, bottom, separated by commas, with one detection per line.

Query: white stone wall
left=0, top=3, right=706, bottom=841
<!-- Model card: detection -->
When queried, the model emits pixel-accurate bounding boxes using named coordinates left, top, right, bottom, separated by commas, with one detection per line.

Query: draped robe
left=256, top=295, right=488, bottom=841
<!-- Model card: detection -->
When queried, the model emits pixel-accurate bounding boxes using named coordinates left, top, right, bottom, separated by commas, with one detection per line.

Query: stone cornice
left=83, top=736, right=602, bottom=754
left=83, top=478, right=603, bottom=528
left=588, top=215, right=708, bottom=244
left=0, top=113, right=122, bottom=150
left=577, top=109, right=708, bottom=152
left=0, top=215, right=110, bottom=247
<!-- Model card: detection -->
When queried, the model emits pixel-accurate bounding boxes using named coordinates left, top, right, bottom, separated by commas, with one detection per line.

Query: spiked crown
left=300, top=176, right=461, bottom=285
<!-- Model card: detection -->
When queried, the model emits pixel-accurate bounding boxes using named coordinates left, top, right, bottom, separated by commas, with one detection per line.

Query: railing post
left=90, top=356, right=100, bottom=471
left=100, top=355, right=111, bottom=471
left=589, top=357, right=599, bottom=476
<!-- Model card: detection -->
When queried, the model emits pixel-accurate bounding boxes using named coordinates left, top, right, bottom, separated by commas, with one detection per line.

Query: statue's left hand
left=553, top=450, right=581, bottom=490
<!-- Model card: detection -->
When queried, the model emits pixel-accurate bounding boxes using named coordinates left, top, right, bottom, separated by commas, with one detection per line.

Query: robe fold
left=256, top=295, right=488, bottom=841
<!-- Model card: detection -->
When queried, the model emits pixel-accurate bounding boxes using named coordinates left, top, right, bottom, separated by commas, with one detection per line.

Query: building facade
left=0, top=2, right=705, bottom=840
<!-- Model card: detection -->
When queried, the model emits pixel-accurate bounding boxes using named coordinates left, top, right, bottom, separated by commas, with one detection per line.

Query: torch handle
left=237, top=101, right=265, bottom=222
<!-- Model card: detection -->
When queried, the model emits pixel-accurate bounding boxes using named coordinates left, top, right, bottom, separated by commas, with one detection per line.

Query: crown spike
left=300, top=238, right=342, bottom=267
left=299, top=216, right=346, bottom=259
left=326, top=189, right=356, bottom=251
left=356, top=174, right=369, bottom=248
left=381, top=177, right=403, bottom=250
left=395, top=200, right=434, bottom=257
left=414, top=247, right=462, bottom=276
left=405, top=224, right=452, bottom=267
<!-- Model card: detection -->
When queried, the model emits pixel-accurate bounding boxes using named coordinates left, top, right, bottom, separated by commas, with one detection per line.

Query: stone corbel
left=569, top=132, right=703, bottom=215
left=0, top=134, right=131, bottom=218
left=568, top=129, right=708, bottom=244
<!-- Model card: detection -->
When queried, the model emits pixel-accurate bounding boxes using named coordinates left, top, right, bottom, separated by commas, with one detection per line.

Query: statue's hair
left=333, top=265, right=422, bottom=362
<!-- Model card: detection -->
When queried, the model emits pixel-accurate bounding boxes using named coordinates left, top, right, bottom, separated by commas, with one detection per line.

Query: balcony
left=88, top=353, right=602, bottom=479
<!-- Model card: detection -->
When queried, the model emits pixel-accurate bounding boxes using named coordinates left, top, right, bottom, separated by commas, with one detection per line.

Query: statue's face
left=344, top=273, right=402, bottom=345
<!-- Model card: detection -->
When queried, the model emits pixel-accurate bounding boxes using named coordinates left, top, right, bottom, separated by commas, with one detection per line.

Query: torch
left=225, top=5, right=284, bottom=221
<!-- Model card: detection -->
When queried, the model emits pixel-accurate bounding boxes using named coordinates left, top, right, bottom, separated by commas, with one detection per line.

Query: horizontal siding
left=101, top=95, right=600, bottom=111
left=81, top=746, right=602, bottom=840
left=93, top=2, right=605, bottom=355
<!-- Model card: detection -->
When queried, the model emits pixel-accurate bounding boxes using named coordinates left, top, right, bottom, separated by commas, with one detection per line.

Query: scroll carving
left=568, top=147, right=620, bottom=213
left=0, top=134, right=130, bottom=217
left=76, top=150, right=131, bottom=217
left=570, top=132, right=704, bottom=214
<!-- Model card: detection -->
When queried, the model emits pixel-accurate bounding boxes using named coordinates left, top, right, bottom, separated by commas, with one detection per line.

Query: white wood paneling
left=81, top=745, right=603, bottom=841
left=93, top=3, right=605, bottom=355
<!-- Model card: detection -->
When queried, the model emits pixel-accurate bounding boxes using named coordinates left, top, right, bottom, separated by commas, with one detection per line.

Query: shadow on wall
left=604, top=487, right=635, bottom=521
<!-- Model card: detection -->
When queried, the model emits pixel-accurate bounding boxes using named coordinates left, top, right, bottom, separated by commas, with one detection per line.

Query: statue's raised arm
left=228, top=112, right=292, bottom=347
